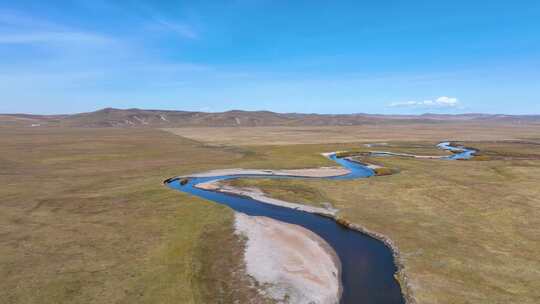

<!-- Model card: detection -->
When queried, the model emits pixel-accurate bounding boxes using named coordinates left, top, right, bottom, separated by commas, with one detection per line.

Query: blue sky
left=1, top=1, right=539, bottom=114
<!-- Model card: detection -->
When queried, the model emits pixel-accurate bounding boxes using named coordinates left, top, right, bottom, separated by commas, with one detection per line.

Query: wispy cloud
left=152, top=18, right=198, bottom=39
left=0, top=32, right=113, bottom=45
left=0, top=10, right=115, bottom=46
left=389, top=96, right=461, bottom=108
left=126, top=2, right=199, bottom=40
left=131, top=62, right=214, bottom=74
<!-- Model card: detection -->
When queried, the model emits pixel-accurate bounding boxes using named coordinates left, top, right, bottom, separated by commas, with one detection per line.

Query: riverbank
left=214, top=178, right=416, bottom=303
left=173, top=166, right=351, bottom=179
left=218, top=140, right=540, bottom=303
left=168, top=144, right=480, bottom=303
left=369, top=151, right=444, bottom=159
left=170, top=152, right=413, bottom=303
left=196, top=180, right=338, bottom=216
left=235, top=213, right=342, bottom=304
left=209, top=178, right=416, bottom=304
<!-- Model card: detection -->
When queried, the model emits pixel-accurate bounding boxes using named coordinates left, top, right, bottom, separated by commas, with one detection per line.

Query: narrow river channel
left=165, top=142, right=476, bottom=304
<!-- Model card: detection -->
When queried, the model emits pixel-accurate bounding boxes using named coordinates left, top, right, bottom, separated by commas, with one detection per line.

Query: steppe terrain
left=0, top=128, right=268, bottom=303
left=165, top=122, right=540, bottom=146
left=1, top=110, right=540, bottom=304
left=227, top=140, right=540, bottom=303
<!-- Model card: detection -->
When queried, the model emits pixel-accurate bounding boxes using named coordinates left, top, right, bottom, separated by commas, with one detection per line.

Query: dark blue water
left=165, top=144, right=476, bottom=304
left=167, top=154, right=404, bottom=304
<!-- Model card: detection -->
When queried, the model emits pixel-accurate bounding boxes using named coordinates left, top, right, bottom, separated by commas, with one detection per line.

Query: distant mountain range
left=1, top=108, right=539, bottom=128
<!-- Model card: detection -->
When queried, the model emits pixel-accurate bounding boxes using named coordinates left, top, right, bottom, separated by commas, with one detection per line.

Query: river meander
left=165, top=142, right=475, bottom=304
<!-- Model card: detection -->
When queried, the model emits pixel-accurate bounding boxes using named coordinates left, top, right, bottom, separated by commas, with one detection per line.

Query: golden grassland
left=2, top=125, right=540, bottom=304
left=0, top=127, right=271, bottom=304
left=226, top=140, right=540, bottom=304
left=165, top=123, right=540, bottom=146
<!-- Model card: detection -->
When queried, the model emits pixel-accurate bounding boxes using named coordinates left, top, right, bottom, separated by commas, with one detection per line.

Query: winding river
left=165, top=142, right=476, bottom=304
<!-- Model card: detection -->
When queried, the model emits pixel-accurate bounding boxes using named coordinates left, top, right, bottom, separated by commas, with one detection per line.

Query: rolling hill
left=1, top=108, right=539, bottom=128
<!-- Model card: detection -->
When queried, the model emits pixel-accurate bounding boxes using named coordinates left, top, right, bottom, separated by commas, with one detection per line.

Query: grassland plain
left=165, top=123, right=540, bottom=146
left=226, top=141, right=540, bottom=304
left=3, top=125, right=540, bottom=304
left=0, top=127, right=276, bottom=304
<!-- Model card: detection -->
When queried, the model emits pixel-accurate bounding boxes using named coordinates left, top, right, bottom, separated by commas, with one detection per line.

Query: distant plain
left=166, top=123, right=540, bottom=146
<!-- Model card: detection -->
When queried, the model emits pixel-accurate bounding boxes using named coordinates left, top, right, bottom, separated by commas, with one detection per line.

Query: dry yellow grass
left=225, top=140, right=540, bottom=304
left=165, top=123, right=540, bottom=145
left=3, top=125, right=540, bottom=304
left=0, top=127, right=270, bottom=304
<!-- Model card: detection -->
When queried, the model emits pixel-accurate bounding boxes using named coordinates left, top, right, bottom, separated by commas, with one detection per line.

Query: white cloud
left=389, top=96, right=461, bottom=108
left=433, top=96, right=459, bottom=107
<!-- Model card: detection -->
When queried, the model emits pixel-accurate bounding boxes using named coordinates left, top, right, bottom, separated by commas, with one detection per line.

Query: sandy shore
left=196, top=180, right=338, bottom=216
left=171, top=152, right=348, bottom=181
left=369, top=151, right=445, bottom=159
left=183, top=166, right=350, bottom=178
left=235, top=213, right=341, bottom=304
left=165, top=152, right=418, bottom=303
left=174, top=158, right=349, bottom=218
left=168, top=152, right=414, bottom=303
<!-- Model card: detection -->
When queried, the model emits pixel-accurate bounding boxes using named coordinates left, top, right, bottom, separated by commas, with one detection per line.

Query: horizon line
left=1, top=107, right=540, bottom=117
